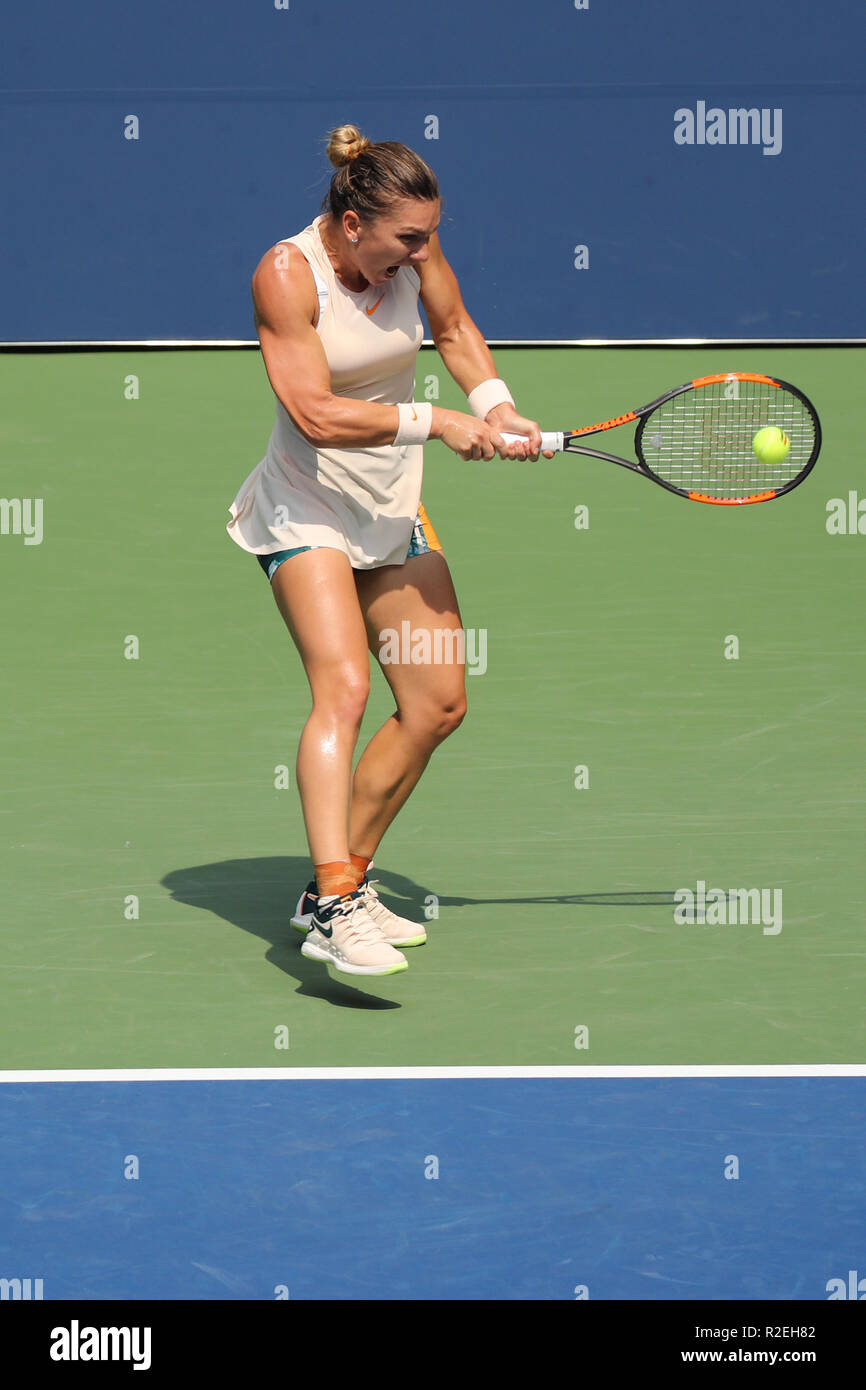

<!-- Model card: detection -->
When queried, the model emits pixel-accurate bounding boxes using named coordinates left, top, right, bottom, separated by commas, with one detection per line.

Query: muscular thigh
left=354, top=550, right=466, bottom=710
left=269, top=548, right=369, bottom=690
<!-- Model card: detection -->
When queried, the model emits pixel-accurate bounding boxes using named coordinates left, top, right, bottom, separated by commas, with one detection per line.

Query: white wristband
left=467, top=377, right=514, bottom=419
left=393, top=401, right=433, bottom=446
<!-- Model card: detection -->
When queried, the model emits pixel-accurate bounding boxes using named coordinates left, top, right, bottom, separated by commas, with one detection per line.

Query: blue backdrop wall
left=2, top=0, right=863, bottom=341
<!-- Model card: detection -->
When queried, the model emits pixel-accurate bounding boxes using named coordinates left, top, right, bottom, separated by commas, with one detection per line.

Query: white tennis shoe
left=291, top=865, right=427, bottom=947
left=300, top=889, right=408, bottom=977
left=358, top=876, right=427, bottom=947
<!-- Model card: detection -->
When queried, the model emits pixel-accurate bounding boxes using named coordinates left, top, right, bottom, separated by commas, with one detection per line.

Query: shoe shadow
left=162, top=856, right=678, bottom=1010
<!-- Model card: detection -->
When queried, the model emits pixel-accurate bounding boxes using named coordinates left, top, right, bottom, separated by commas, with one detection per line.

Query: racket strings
left=640, top=381, right=816, bottom=497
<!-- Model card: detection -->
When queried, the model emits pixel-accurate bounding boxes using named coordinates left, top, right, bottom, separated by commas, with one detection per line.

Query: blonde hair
left=323, top=124, right=439, bottom=223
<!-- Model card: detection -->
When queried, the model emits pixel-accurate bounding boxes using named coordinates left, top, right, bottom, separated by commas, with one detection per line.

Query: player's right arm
left=252, top=243, right=396, bottom=447
left=251, top=243, right=500, bottom=460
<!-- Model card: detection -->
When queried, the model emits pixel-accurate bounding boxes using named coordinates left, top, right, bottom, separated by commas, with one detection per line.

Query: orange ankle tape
left=349, top=852, right=372, bottom=885
left=315, top=861, right=357, bottom=899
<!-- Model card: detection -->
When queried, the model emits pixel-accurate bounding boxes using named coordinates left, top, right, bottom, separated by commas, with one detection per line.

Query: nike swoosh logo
left=366, top=293, right=386, bottom=316
left=313, top=921, right=334, bottom=938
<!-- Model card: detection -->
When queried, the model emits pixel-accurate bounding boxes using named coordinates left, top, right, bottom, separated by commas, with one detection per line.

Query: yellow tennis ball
left=752, top=426, right=790, bottom=464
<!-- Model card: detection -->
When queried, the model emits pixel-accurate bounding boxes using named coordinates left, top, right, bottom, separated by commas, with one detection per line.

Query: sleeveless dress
left=226, top=215, right=427, bottom=570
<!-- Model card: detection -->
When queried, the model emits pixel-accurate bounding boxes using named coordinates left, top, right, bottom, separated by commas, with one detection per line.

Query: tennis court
left=2, top=344, right=863, bottom=1065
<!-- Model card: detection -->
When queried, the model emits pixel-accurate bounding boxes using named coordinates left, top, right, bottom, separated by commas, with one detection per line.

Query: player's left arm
left=417, top=234, right=545, bottom=457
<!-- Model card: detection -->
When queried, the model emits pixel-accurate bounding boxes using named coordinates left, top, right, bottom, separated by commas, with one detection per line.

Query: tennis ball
left=752, top=426, right=790, bottom=464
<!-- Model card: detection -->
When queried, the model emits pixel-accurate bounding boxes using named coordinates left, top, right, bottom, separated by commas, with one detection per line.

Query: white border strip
left=0, top=339, right=255, bottom=348
left=0, top=1065, right=864, bottom=1083
left=1, top=338, right=864, bottom=349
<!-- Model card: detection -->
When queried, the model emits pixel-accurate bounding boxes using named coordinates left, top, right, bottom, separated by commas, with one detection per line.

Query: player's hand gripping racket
left=502, top=372, right=821, bottom=504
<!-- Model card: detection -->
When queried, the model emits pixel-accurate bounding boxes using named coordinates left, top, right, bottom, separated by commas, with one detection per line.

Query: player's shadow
left=162, top=856, right=402, bottom=1010
left=162, top=857, right=677, bottom=1010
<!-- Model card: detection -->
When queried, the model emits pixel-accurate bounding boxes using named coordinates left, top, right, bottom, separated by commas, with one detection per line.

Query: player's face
left=353, top=198, right=441, bottom=286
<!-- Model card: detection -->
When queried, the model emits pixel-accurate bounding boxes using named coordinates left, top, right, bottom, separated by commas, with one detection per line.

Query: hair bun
left=322, top=132, right=440, bottom=223
left=327, top=124, right=372, bottom=168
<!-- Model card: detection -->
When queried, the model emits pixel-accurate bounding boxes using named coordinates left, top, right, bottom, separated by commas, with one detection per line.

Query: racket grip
left=500, top=430, right=564, bottom=453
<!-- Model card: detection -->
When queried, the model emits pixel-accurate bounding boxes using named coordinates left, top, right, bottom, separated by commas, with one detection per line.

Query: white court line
left=0, top=1065, right=864, bottom=1083
left=1, top=338, right=864, bottom=349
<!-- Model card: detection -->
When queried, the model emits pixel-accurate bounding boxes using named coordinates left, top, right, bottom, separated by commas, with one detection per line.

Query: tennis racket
left=501, top=372, right=821, bottom=505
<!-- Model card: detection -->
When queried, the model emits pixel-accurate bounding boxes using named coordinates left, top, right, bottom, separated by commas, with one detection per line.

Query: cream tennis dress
left=226, top=216, right=425, bottom=569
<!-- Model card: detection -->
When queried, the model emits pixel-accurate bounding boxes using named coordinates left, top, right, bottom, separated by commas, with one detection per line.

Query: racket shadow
left=370, top=869, right=678, bottom=912
left=451, top=892, right=678, bottom=908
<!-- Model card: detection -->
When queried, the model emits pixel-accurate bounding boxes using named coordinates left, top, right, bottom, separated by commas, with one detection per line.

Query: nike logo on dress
left=366, top=293, right=386, bottom=316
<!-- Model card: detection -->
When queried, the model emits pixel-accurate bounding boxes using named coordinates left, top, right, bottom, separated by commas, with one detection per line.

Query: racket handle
left=500, top=430, right=564, bottom=453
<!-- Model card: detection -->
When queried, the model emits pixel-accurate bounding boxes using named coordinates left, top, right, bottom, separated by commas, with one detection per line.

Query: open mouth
left=385, top=265, right=399, bottom=277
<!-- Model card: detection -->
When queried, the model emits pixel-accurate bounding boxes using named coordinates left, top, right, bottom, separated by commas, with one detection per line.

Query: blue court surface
left=1, top=1074, right=863, bottom=1301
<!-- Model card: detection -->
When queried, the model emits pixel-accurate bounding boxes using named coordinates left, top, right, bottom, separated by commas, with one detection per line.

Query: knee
left=440, top=692, right=468, bottom=740
left=421, top=692, right=468, bottom=744
left=315, top=664, right=370, bottom=730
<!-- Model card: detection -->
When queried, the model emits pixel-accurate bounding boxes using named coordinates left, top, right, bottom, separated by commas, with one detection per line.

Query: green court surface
left=1, top=346, right=863, bottom=1068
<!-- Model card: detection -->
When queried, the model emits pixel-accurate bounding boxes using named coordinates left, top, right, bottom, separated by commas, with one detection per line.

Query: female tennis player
left=226, top=125, right=545, bottom=977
